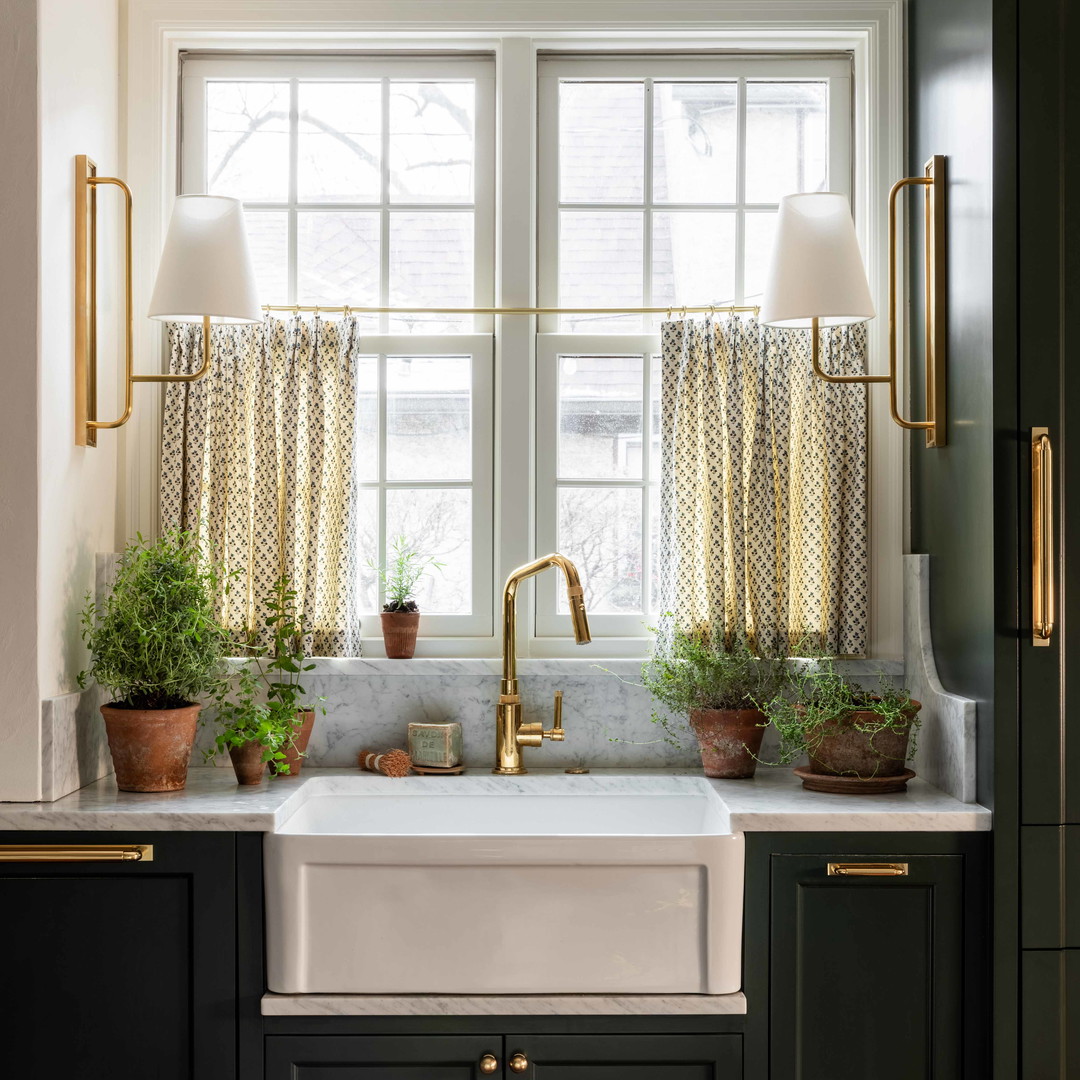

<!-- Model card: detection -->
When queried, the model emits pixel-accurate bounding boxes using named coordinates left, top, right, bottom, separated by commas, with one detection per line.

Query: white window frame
left=124, top=3, right=904, bottom=662
left=179, top=54, right=496, bottom=645
left=535, top=55, right=853, bottom=639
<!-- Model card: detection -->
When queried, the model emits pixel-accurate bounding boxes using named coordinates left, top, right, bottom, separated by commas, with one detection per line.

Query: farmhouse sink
left=265, top=775, right=744, bottom=996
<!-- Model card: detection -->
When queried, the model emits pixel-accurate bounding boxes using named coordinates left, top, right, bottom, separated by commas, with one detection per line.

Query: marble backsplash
left=190, top=656, right=904, bottom=773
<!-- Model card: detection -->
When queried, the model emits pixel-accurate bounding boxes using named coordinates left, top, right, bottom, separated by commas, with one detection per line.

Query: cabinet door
left=1021, top=951, right=1080, bottom=1079
left=502, top=1034, right=741, bottom=1079
left=769, top=854, right=964, bottom=1080
left=265, top=1035, right=502, bottom=1079
left=0, top=832, right=236, bottom=1080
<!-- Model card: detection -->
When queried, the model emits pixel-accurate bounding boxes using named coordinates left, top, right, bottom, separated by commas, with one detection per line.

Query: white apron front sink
left=265, top=775, right=743, bottom=995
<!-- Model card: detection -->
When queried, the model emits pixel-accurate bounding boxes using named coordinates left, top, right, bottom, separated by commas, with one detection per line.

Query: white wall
left=0, top=0, right=43, bottom=801
left=37, top=0, right=121, bottom=701
left=0, top=0, right=121, bottom=801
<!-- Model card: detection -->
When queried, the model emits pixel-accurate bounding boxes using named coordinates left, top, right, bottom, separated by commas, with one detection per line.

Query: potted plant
left=262, top=574, right=324, bottom=776
left=760, top=654, right=921, bottom=790
left=370, top=535, right=444, bottom=659
left=205, top=656, right=293, bottom=785
left=78, top=530, right=228, bottom=792
left=635, top=627, right=787, bottom=778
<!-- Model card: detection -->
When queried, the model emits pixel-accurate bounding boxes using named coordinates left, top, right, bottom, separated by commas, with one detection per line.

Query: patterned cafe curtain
left=160, top=316, right=360, bottom=656
left=658, top=316, right=868, bottom=657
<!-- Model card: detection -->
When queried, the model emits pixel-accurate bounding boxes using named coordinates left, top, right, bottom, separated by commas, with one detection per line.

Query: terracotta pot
left=272, top=709, right=316, bottom=777
left=807, top=700, right=922, bottom=779
left=689, top=708, right=766, bottom=779
left=100, top=703, right=201, bottom=793
left=381, top=611, right=420, bottom=659
left=228, top=740, right=267, bottom=786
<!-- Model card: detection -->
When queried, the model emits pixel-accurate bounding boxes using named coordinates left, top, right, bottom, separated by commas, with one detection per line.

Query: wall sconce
left=759, top=156, right=947, bottom=448
left=74, top=155, right=261, bottom=446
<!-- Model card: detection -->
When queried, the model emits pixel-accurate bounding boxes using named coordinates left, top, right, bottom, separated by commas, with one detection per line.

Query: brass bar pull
left=1032, top=428, right=1054, bottom=646
left=0, top=844, right=153, bottom=863
left=827, top=862, right=908, bottom=877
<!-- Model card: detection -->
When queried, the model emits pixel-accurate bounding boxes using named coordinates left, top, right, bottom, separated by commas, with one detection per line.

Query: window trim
left=125, top=4, right=904, bottom=660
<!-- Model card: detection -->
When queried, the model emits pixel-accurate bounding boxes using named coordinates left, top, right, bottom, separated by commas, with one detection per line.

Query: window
left=179, top=51, right=852, bottom=651
left=536, top=57, right=851, bottom=637
left=181, top=56, right=495, bottom=636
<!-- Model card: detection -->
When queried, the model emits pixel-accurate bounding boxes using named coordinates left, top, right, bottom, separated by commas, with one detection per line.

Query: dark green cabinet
left=769, top=853, right=967, bottom=1080
left=1021, top=951, right=1080, bottom=1079
left=265, top=1034, right=740, bottom=1080
left=0, top=831, right=236, bottom=1080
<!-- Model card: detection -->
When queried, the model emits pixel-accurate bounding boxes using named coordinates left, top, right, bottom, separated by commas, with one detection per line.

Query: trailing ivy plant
left=605, top=622, right=787, bottom=749
left=369, top=535, right=444, bottom=613
left=758, top=651, right=919, bottom=766
left=78, top=530, right=229, bottom=710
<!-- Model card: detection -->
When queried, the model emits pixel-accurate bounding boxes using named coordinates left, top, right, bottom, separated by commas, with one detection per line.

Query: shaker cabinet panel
left=769, top=853, right=965, bottom=1080
left=0, top=831, right=236, bottom=1080
left=1021, top=950, right=1080, bottom=1080
left=503, top=1034, right=741, bottom=1079
left=264, top=1035, right=502, bottom=1079
left=1021, top=826, right=1080, bottom=949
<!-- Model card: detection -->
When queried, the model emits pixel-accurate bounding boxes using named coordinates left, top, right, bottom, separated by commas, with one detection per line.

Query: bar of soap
left=407, top=722, right=463, bottom=768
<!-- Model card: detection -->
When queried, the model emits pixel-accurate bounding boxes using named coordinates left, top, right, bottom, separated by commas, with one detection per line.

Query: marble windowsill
left=260, top=991, right=748, bottom=1017
left=0, top=766, right=991, bottom=833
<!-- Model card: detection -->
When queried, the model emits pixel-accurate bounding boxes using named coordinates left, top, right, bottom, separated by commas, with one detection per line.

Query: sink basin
left=265, top=775, right=743, bottom=996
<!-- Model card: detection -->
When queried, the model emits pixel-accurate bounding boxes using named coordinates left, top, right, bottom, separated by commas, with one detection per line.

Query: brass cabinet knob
left=509, top=1053, right=529, bottom=1073
left=479, top=1053, right=499, bottom=1074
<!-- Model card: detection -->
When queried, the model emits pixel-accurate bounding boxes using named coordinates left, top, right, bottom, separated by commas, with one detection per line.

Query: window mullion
left=735, top=75, right=747, bottom=307
left=288, top=77, right=299, bottom=306
left=380, top=76, right=391, bottom=335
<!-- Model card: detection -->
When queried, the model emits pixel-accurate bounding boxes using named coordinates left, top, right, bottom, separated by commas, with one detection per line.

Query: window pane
left=745, top=81, right=828, bottom=204
left=298, top=82, right=381, bottom=203
left=206, top=82, right=290, bottom=201
left=357, top=487, right=379, bottom=612
left=744, top=211, right=779, bottom=303
left=355, top=355, right=379, bottom=483
left=557, top=487, right=643, bottom=614
left=653, top=81, right=737, bottom=204
left=243, top=211, right=288, bottom=304
left=558, top=355, right=643, bottom=480
left=385, top=489, right=471, bottom=614
left=389, top=81, right=475, bottom=204
left=297, top=212, right=380, bottom=311
left=389, top=212, right=473, bottom=332
left=652, top=211, right=736, bottom=315
left=387, top=356, right=472, bottom=481
left=558, top=211, right=643, bottom=331
left=559, top=82, right=645, bottom=203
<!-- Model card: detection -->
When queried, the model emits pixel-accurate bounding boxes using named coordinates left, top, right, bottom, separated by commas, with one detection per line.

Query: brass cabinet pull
left=827, top=862, right=908, bottom=877
left=1032, top=428, right=1055, bottom=645
left=479, top=1053, right=499, bottom=1074
left=0, top=844, right=153, bottom=863
left=509, top=1052, right=529, bottom=1073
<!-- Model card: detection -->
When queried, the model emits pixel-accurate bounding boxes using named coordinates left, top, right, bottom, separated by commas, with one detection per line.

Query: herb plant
left=759, top=652, right=919, bottom=767
left=370, top=535, right=444, bottom=613
left=262, top=574, right=323, bottom=717
left=204, top=656, right=292, bottom=772
left=78, top=530, right=229, bottom=710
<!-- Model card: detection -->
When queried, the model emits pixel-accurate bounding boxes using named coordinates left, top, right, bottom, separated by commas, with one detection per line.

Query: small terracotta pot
left=100, top=703, right=201, bottom=793
left=272, top=709, right=316, bottom=777
left=228, top=740, right=267, bottom=786
left=689, top=708, right=766, bottom=779
left=381, top=611, right=420, bottom=659
left=807, top=700, right=921, bottom=779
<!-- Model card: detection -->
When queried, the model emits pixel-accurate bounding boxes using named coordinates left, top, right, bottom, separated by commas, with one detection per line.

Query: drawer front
left=265, top=1035, right=499, bottom=1079
left=1021, top=825, right=1080, bottom=949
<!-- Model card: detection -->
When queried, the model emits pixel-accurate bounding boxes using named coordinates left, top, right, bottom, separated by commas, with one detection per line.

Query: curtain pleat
left=160, top=315, right=360, bottom=656
left=659, top=315, right=868, bottom=657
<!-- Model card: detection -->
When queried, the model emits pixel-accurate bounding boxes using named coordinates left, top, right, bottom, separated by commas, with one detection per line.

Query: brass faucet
left=494, top=553, right=591, bottom=774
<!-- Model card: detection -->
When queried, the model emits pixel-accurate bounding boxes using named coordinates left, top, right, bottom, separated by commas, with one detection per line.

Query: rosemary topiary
left=369, top=535, right=444, bottom=613
left=78, top=530, right=229, bottom=710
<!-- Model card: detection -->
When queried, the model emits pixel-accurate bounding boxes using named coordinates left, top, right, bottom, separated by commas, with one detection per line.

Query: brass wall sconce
left=759, top=156, right=947, bottom=448
left=74, top=154, right=261, bottom=446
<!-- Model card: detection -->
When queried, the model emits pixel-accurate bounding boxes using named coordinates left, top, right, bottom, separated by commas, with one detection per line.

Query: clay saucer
left=793, top=766, right=916, bottom=795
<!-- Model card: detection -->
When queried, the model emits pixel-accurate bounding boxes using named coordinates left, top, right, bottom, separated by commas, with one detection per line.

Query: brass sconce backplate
left=922, top=155, right=947, bottom=448
left=74, top=155, right=97, bottom=447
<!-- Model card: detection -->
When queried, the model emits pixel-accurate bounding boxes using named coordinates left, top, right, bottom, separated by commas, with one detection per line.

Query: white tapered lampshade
left=148, top=195, right=261, bottom=324
left=758, top=192, right=875, bottom=328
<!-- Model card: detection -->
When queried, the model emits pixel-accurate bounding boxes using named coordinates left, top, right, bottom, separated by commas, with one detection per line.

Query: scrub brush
left=358, top=747, right=412, bottom=778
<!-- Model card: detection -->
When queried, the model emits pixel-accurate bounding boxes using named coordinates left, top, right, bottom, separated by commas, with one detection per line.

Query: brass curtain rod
left=259, top=303, right=761, bottom=316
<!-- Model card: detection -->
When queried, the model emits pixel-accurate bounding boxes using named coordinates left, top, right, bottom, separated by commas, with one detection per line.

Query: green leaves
left=77, top=530, right=230, bottom=710
left=368, top=534, right=444, bottom=611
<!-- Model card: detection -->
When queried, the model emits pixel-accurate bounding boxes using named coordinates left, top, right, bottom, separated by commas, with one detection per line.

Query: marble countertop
left=0, top=766, right=991, bottom=833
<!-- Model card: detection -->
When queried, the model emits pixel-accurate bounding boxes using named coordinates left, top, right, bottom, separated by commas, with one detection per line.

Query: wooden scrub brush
left=358, top=747, right=412, bottom=778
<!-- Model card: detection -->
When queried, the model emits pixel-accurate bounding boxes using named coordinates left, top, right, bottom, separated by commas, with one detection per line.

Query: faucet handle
left=544, top=691, right=565, bottom=741
left=515, top=691, right=566, bottom=748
